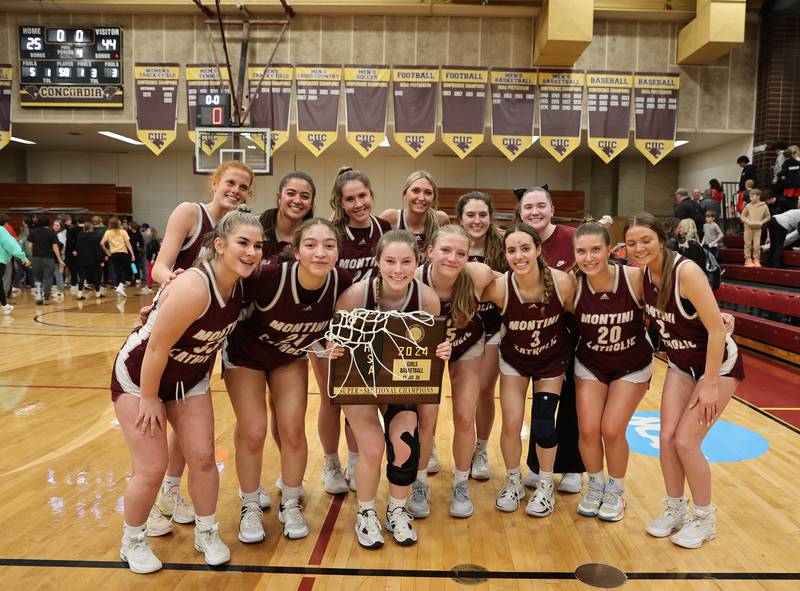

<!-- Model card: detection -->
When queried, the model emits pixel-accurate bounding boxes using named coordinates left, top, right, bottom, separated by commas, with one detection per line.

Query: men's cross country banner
left=538, top=70, right=585, bottom=162
left=344, top=66, right=390, bottom=158
left=490, top=69, right=536, bottom=162
left=295, top=65, right=341, bottom=157
left=186, top=64, right=231, bottom=156
left=392, top=66, right=438, bottom=159
left=441, top=67, right=488, bottom=159
left=633, top=73, right=680, bottom=165
left=0, top=65, right=12, bottom=151
left=586, top=71, right=632, bottom=164
left=247, top=64, right=292, bottom=154
left=134, top=63, right=180, bottom=156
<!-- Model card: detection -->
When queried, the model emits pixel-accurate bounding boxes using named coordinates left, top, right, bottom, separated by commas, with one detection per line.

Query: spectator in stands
left=777, top=144, right=800, bottom=209
left=737, top=179, right=755, bottom=214
left=765, top=189, right=793, bottom=217
left=765, top=207, right=800, bottom=268
left=691, top=187, right=703, bottom=205
left=770, top=142, right=788, bottom=193
left=699, top=189, right=720, bottom=218
left=701, top=212, right=723, bottom=258
left=709, top=179, right=725, bottom=204
left=737, top=154, right=757, bottom=194
left=740, top=188, right=770, bottom=268
left=674, top=187, right=705, bottom=231
left=676, top=218, right=708, bottom=270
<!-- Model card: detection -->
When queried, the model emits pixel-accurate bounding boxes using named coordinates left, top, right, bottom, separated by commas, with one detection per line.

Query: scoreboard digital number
left=19, top=25, right=124, bottom=108
left=195, top=91, right=231, bottom=127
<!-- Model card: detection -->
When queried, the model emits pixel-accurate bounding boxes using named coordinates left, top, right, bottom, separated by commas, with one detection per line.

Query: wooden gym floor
left=0, top=290, right=798, bottom=590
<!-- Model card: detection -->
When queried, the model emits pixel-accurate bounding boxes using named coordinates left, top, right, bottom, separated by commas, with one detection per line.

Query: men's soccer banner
left=634, top=73, right=680, bottom=165
left=392, top=66, right=439, bottom=159
left=134, top=63, right=180, bottom=156
left=490, top=69, right=536, bottom=162
left=344, top=66, right=390, bottom=158
left=586, top=71, right=632, bottom=164
left=441, top=67, right=488, bottom=159
left=0, top=65, right=12, bottom=151
left=247, top=64, right=292, bottom=154
left=538, top=70, right=585, bottom=162
left=295, top=65, right=341, bottom=157
left=186, top=64, right=231, bottom=156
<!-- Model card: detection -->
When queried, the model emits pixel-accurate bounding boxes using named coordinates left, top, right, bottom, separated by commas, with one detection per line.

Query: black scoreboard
left=19, top=25, right=124, bottom=108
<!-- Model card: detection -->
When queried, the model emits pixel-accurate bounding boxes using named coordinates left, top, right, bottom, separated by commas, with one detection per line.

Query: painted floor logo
left=627, top=411, right=769, bottom=462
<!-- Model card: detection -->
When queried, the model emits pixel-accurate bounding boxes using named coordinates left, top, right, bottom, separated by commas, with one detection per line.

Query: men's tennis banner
left=186, top=64, right=231, bottom=155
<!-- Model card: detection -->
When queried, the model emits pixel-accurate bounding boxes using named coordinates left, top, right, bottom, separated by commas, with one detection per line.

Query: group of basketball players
left=109, top=161, right=743, bottom=574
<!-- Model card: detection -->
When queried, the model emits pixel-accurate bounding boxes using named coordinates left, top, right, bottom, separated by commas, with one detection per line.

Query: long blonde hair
left=401, top=170, right=440, bottom=251
left=677, top=218, right=699, bottom=242
left=201, top=205, right=263, bottom=264
left=504, top=223, right=553, bottom=315
left=623, top=213, right=675, bottom=312
left=430, top=225, right=478, bottom=329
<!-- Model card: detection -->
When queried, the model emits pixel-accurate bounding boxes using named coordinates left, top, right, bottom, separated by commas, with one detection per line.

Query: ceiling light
left=97, top=131, right=143, bottom=146
left=674, top=140, right=689, bottom=147
left=10, top=136, right=36, bottom=145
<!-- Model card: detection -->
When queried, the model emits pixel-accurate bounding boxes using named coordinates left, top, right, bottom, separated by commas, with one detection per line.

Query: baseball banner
left=392, top=66, right=439, bottom=159
left=134, top=63, right=180, bottom=156
left=344, top=66, right=390, bottom=158
left=295, top=65, right=341, bottom=157
left=247, top=64, right=292, bottom=154
left=186, top=64, right=231, bottom=156
left=538, top=70, right=585, bottom=162
left=0, top=65, right=11, bottom=151
left=586, top=71, right=632, bottom=164
left=633, top=73, right=680, bottom=165
left=441, top=67, right=488, bottom=159
left=490, top=69, right=536, bottom=162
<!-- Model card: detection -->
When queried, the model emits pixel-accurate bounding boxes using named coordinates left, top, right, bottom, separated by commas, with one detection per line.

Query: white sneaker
left=557, top=472, right=583, bottom=493
left=385, top=506, right=417, bottom=546
left=345, top=459, right=357, bottom=492
left=426, top=444, right=441, bottom=474
left=449, top=480, right=474, bottom=518
left=146, top=506, right=173, bottom=537
left=120, top=531, right=162, bottom=574
left=322, top=458, right=349, bottom=494
left=598, top=489, right=626, bottom=522
left=70, top=285, right=78, bottom=294
left=355, top=509, right=384, bottom=549
left=2, top=304, right=12, bottom=315
left=577, top=483, right=604, bottom=517
left=525, top=479, right=556, bottom=517
left=495, top=475, right=525, bottom=512
left=258, top=486, right=272, bottom=509
left=646, top=497, right=689, bottom=538
left=194, top=523, right=230, bottom=566
left=155, top=484, right=195, bottom=524
left=11, top=287, right=21, bottom=295
left=671, top=506, right=717, bottom=549
left=523, top=470, right=539, bottom=488
left=238, top=502, right=265, bottom=543
left=470, top=448, right=490, bottom=480
left=53, top=291, right=64, bottom=302
left=407, top=479, right=430, bottom=518
left=279, top=498, right=309, bottom=539
left=116, top=283, right=127, bottom=297
left=141, top=286, right=153, bottom=294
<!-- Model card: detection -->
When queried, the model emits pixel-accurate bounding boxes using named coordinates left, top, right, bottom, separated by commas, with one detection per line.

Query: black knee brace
left=384, top=404, right=420, bottom=486
left=532, top=392, right=559, bottom=449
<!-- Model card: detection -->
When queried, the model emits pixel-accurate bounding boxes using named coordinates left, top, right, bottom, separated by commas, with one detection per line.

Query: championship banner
left=392, top=66, right=439, bottom=159
left=0, top=65, right=12, bottom=151
left=538, top=70, right=585, bottom=162
left=490, top=69, right=536, bottom=162
left=186, top=63, right=231, bottom=156
left=344, top=65, right=390, bottom=158
left=441, top=67, right=488, bottom=159
left=586, top=71, right=633, bottom=164
left=634, top=73, right=680, bottom=165
left=134, top=64, right=179, bottom=156
left=247, top=64, right=292, bottom=154
left=295, top=65, right=341, bottom=157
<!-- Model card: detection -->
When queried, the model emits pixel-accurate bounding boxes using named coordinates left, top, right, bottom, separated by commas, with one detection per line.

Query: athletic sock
left=453, top=468, right=470, bottom=485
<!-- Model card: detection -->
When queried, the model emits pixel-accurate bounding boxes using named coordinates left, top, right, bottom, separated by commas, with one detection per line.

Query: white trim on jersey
left=500, top=271, right=511, bottom=315
left=621, top=264, right=643, bottom=309
left=673, top=256, right=697, bottom=321
left=289, top=260, right=333, bottom=306
left=551, top=268, right=565, bottom=307
left=344, top=216, right=383, bottom=242
left=256, top=262, right=288, bottom=312
left=585, top=263, right=620, bottom=296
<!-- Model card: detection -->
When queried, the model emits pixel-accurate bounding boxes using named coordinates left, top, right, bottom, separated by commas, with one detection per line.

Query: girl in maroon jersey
left=147, top=161, right=254, bottom=533
left=624, top=213, right=744, bottom=549
left=571, top=221, right=653, bottom=523
left=481, top=223, right=575, bottom=518
left=222, top=218, right=351, bottom=544
left=258, top=171, right=316, bottom=262
left=330, top=230, right=452, bottom=549
left=112, top=206, right=263, bottom=574
left=456, top=192, right=507, bottom=482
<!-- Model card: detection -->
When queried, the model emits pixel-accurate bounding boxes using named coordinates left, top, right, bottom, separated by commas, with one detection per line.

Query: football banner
left=634, top=73, right=680, bottom=165
left=247, top=64, right=292, bottom=154
left=392, top=66, right=439, bottom=158
left=295, top=65, right=341, bottom=157
left=586, top=71, right=632, bottom=164
left=490, top=69, right=536, bottom=162
left=0, top=65, right=11, bottom=151
left=186, top=64, right=231, bottom=156
left=538, top=70, right=585, bottom=162
left=134, top=63, right=180, bottom=156
left=344, top=66, right=390, bottom=158
left=441, top=67, right=488, bottom=159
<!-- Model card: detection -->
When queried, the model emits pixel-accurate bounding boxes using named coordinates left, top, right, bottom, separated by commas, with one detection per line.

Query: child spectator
left=740, top=188, right=770, bottom=267
left=701, top=211, right=723, bottom=258
left=737, top=179, right=755, bottom=214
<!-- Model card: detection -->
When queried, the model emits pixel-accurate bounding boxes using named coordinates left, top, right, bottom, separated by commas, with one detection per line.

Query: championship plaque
left=328, top=312, right=446, bottom=405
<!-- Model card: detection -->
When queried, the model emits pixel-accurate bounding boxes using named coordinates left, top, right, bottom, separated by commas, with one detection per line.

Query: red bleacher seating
left=718, top=248, right=800, bottom=267
left=721, top=264, right=800, bottom=288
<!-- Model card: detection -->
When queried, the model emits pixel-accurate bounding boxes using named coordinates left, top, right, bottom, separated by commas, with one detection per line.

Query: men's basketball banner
left=633, top=73, right=680, bottom=165
left=392, top=66, right=438, bottom=159
left=247, top=64, right=292, bottom=154
left=441, top=67, right=488, bottom=159
left=538, top=70, right=585, bottom=162
left=490, top=69, right=536, bottom=162
left=295, top=65, right=341, bottom=157
left=344, top=66, right=390, bottom=158
left=0, top=65, right=12, bottom=151
left=134, top=64, right=180, bottom=156
left=186, top=64, right=231, bottom=156
left=586, top=71, right=632, bottom=164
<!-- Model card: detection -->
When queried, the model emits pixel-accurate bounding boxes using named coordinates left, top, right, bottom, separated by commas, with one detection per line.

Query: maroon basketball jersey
left=263, top=239, right=291, bottom=264
left=541, top=224, right=575, bottom=271
left=364, top=275, right=422, bottom=312
left=338, top=216, right=391, bottom=282
left=574, top=264, right=652, bottom=377
left=396, top=209, right=426, bottom=250
left=420, top=263, right=483, bottom=361
left=499, top=271, right=572, bottom=378
left=469, top=253, right=502, bottom=338
left=225, top=261, right=351, bottom=369
left=173, top=203, right=215, bottom=271
left=111, top=260, right=242, bottom=401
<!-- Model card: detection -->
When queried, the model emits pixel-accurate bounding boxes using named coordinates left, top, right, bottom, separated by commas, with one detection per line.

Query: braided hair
left=504, top=222, right=552, bottom=316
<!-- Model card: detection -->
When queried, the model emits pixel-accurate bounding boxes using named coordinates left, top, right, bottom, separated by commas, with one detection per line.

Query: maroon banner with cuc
left=538, top=70, right=585, bottom=162
left=0, top=65, right=11, bottom=151
left=441, top=67, right=488, bottom=159
left=247, top=64, right=292, bottom=154
left=295, top=65, right=341, bottom=157
left=490, top=69, right=536, bottom=161
left=134, top=63, right=179, bottom=156
left=586, top=71, right=632, bottom=164
left=344, top=66, right=390, bottom=158
left=392, top=66, right=439, bottom=158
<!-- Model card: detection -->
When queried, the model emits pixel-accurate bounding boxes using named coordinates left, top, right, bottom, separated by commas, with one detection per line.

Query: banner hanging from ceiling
left=392, top=66, right=439, bottom=159
left=186, top=63, right=231, bottom=156
left=441, top=67, right=488, bottom=159
left=0, top=65, right=11, bottom=151
left=490, top=68, right=537, bottom=162
left=586, top=71, right=632, bottom=164
left=134, top=63, right=180, bottom=156
left=344, top=65, right=390, bottom=158
left=538, top=70, right=585, bottom=162
left=247, top=64, right=292, bottom=155
left=295, top=65, right=341, bottom=157
left=634, top=73, right=680, bottom=165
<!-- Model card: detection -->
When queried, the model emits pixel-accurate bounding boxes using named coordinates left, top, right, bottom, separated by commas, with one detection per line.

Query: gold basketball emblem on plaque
left=407, top=324, right=425, bottom=344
